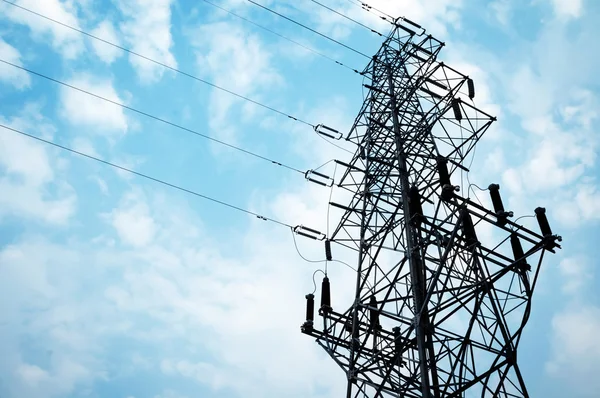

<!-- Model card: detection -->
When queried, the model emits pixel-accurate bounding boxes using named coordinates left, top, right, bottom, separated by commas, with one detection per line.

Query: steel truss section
left=301, top=19, right=561, bottom=398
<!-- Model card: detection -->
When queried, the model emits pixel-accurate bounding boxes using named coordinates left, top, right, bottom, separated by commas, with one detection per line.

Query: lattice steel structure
left=301, top=19, right=562, bottom=398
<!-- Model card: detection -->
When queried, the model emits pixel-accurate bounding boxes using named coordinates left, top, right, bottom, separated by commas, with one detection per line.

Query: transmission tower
left=300, top=18, right=562, bottom=398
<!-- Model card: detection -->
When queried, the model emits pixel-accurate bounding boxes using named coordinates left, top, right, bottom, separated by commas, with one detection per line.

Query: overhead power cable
left=0, top=123, right=293, bottom=228
left=1, top=0, right=314, bottom=127
left=0, top=59, right=305, bottom=175
left=246, top=0, right=371, bottom=59
left=343, top=0, right=395, bottom=23
left=307, top=0, right=382, bottom=36
left=199, top=0, right=361, bottom=74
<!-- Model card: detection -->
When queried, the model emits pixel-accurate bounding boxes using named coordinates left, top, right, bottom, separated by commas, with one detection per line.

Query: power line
left=307, top=0, right=382, bottom=36
left=343, top=0, right=395, bottom=23
left=343, top=0, right=424, bottom=34
left=0, top=59, right=305, bottom=175
left=0, top=123, right=293, bottom=228
left=199, top=0, right=362, bottom=74
left=246, top=0, right=372, bottom=59
left=1, top=0, right=314, bottom=127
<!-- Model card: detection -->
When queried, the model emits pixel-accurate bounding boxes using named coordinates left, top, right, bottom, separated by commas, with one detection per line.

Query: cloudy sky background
left=1, top=0, right=599, bottom=397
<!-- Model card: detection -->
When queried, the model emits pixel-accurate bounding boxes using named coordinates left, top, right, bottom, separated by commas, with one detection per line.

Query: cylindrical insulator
left=321, top=276, right=331, bottom=310
left=441, top=184, right=455, bottom=201
left=344, top=320, right=352, bottom=333
left=305, top=294, right=315, bottom=322
left=393, top=326, right=401, bottom=353
left=467, top=78, right=475, bottom=99
left=394, top=326, right=402, bottom=367
left=325, top=240, right=332, bottom=261
left=461, top=209, right=478, bottom=245
left=436, top=157, right=451, bottom=187
left=452, top=98, right=462, bottom=121
left=488, top=184, right=505, bottom=214
left=369, top=296, right=380, bottom=328
left=510, top=234, right=525, bottom=264
left=535, top=207, right=553, bottom=237
left=408, top=185, right=423, bottom=222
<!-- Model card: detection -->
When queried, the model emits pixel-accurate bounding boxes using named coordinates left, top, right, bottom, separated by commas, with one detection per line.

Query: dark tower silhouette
left=301, top=18, right=561, bottom=398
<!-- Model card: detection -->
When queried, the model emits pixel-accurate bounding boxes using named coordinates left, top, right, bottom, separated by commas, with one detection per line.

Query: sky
left=0, top=0, right=599, bottom=397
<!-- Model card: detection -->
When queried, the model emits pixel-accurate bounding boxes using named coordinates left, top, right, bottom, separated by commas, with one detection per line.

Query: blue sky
left=0, top=0, right=599, bottom=397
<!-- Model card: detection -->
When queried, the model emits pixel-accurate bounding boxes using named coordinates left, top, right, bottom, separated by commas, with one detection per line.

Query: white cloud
left=0, top=238, right=108, bottom=398
left=0, top=0, right=83, bottom=59
left=551, top=0, right=583, bottom=20
left=81, top=142, right=358, bottom=398
left=116, top=0, right=177, bottom=83
left=108, top=190, right=156, bottom=247
left=17, top=364, right=50, bottom=386
left=0, top=126, right=53, bottom=185
left=91, top=175, right=109, bottom=195
left=0, top=37, right=31, bottom=89
left=495, top=21, right=600, bottom=220
left=59, top=73, right=128, bottom=135
left=188, top=20, right=284, bottom=145
left=0, top=105, right=76, bottom=224
left=108, top=153, right=146, bottom=181
left=557, top=257, right=592, bottom=295
left=0, top=165, right=349, bottom=397
left=489, top=0, right=512, bottom=26
left=192, top=21, right=283, bottom=98
left=153, top=390, right=189, bottom=398
left=574, top=184, right=600, bottom=220
left=90, top=20, right=122, bottom=64
left=71, top=136, right=99, bottom=157
left=555, top=182, right=600, bottom=227
left=160, top=359, right=226, bottom=390
left=300, top=0, right=464, bottom=38
left=546, top=305, right=600, bottom=396
left=0, top=176, right=76, bottom=224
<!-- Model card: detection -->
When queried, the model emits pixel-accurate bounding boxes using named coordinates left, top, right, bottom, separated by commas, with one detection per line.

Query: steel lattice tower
left=301, top=20, right=561, bottom=398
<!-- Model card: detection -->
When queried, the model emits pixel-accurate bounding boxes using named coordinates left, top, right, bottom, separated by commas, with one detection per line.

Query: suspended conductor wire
left=0, top=123, right=293, bottom=228
left=291, top=229, right=364, bottom=276
left=514, top=215, right=535, bottom=223
left=468, top=182, right=486, bottom=207
left=466, top=97, right=482, bottom=203
left=459, top=120, right=464, bottom=194
left=246, top=0, right=372, bottom=59
left=0, top=59, right=305, bottom=175
left=292, top=229, right=329, bottom=264
left=326, top=163, right=338, bottom=237
left=199, top=0, right=361, bottom=74
left=315, top=132, right=354, bottom=155
left=1, top=0, right=314, bottom=128
left=307, top=0, right=383, bottom=36
left=510, top=215, right=537, bottom=233
left=342, top=0, right=395, bottom=23
left=469, top=183, right=488, bottom=192
left=312, top=158, right=335, bottom=172
left=311, top=269, right=327, bottom=294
